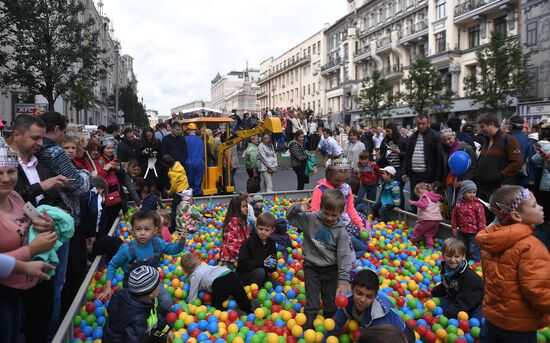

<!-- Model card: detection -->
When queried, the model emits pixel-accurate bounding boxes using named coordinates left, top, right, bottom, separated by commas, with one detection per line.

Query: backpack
left=123, top=239, right=161, bottom=287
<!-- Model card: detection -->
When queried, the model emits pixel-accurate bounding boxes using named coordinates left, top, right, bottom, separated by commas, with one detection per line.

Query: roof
left=179, top=117, right=234, bottom=124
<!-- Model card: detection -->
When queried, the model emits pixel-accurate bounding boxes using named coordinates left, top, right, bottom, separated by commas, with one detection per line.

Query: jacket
left=326, top=295, right=406, bottom=338
left=377, top=135, right=407, bottom=168
left=311, top=179, right=364, bottom=229
left=344, top=141, right=366, bottom=168
left=288, top=140, right=309, bottom=168
left=162, top=134, right=188, bottom=166
left=356, top=160, right=380, bottom=185
left=138, top=139, right=162, bottom=176
left=431, top=261, right=484, bottom=318
left=258, top=142, right=278, bottom=171
left=184, top=135, right=205, bottom=163
left=475, top=130, right=523, bottom=190
left=441, top=141, right=477, bottom=182
left=78, top=188, right=105, bottom=239
left=379, top=180, right=401, bottom=208
left=15, top=157, right=64, bottom=209
left=219, top=217, right=249, bottom=263
left=402, top=129, right=442, bottom=182
left=476, top=223, right=550, bottom=331
left=286, top=203, right=351, bottom=285
left=103, top=288, right=168, bottom=343
left=411, top=191, right=443, bottom=222
left=167, top=162, right=189, bottom=196
left=236, top=234, right=277, bottom=274
left=531, top=140, right=550, bottom=191
left=244, top=144, right=260, bottom=170
left=451, top=198, right=486, bottom=234
left=511, top=130, right=536, bottom=185
left=117, top=138, right=140, bottom=162
left=187, top=265, right=231, bottom=302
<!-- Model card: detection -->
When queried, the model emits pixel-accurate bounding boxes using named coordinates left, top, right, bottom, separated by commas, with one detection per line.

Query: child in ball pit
left=181, top=253, right=254, bottom=314
left=100, top=209, right=186, bottom=317
left=476, top=185, right=550, bottom=343
left=219, top=195, right=250, bottom=268
left=324, top=269, right=415, bottom=343
left=286, top=189, right=352, bottom=330
left=429, top=238, right=483, bottom=319
left=409, top=182, right=443, bottom=249
left=175, top=189, right=201, bottom=234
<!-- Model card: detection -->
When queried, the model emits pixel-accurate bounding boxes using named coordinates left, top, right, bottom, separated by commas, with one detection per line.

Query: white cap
left=380, top=166, right=396, bottom=176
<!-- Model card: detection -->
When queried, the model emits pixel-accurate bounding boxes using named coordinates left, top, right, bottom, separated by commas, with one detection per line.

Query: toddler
left=219, top=195, right=250, bottom=266
left=451, top=180, right=486, bottom=261
left=409, top=182, right=443, bottom=248
left=175, top=189, right=201, bottom=234
left=157, top=210, right=172, bottom=243
left=354, top=150, right=381, bottom=214
left=161, top=154, right=189, bottom=232
left=373, top=166, right=401, bottom=223
left=476, top=185, right=550, bottom=342
left=271, top=218, right=292, bottom=259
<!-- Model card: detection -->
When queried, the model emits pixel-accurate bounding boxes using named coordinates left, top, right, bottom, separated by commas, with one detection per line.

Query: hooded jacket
left=310, top=179, right=363, bottom=229
left=167, top=161, right=189, bottom=196
left=441, top=140, right=477, bottom=182
left=103, top=288, right=168, bottom=343
left=411, top=191, right=443, bottom=221
left=476, top=223, right=550, bottom=331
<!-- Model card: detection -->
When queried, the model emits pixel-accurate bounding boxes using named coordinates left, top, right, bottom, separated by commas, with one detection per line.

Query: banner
left=15, top=103, right=47, bottom=116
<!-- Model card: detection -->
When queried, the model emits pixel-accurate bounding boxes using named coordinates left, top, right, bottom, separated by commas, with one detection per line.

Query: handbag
left=246, top=177, right=261, bottom=193
left=105, top=191, right=122, bottom=207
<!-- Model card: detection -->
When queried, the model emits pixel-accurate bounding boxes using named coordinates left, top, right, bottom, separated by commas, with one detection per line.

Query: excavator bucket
left=263, top=117, right=282, bottom=133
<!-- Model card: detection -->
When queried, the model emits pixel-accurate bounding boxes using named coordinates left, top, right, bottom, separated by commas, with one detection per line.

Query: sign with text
left=15, top=103, right=47, bottom=116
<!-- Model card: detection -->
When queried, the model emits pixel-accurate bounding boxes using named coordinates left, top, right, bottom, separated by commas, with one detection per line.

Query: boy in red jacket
left=354, top=151, right=381, bottom=214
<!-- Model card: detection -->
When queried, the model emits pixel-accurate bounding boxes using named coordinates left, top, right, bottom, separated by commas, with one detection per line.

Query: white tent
left=179, top=107, right=223, bottom=114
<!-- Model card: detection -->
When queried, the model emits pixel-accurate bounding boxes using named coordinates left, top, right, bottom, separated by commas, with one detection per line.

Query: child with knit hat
left=451, top=180, right=486, bottom=262
left=103, top=265, right=171, bottom=342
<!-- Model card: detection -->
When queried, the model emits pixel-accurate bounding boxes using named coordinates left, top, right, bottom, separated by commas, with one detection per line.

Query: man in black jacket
left=118, top=128, right=140, bottom=162
left=402, top=114, right=443, bottom=205
left=161, top=121, right=188, bottom=167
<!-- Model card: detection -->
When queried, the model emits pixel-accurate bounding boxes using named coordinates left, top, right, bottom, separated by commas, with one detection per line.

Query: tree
left=401, top=58, right=453, bottom=115
left=0, top=0, right=106, bottom=110
left=464, top=31, right=532, bottom=116
left=118, top=85, right=148, bottom=127
left=65, top=78, right=96, bottom=116
left=357, top=69, right=396, bottom=124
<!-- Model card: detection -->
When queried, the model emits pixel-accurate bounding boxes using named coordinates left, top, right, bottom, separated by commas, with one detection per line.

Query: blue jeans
left=355, top=183, right=377, bottom=214
left=480, top=320, right=536, bottom=343
left=457, top=231, right=481, bottom=262
left=0, top=294, right=23, bottom=343
left=48, top=240, right=70, bottom=334
left=348, top=233, right=368, bottom=258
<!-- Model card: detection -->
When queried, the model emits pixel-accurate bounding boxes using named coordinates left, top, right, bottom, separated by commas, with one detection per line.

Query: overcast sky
left=101, top=0, right=345, bottom=116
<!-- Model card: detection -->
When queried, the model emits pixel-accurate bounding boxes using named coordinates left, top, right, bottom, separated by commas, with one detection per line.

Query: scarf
left=443, top=260, right=467, bottom=279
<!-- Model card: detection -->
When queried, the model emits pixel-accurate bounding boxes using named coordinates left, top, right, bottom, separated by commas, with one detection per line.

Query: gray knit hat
left=127, top=265, right=160, bottom=296
left=459, top=180, right=477, bottom=199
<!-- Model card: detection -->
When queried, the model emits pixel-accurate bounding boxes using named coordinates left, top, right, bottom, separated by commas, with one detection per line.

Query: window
left=317, top=42, right=321, bottom=54
left=526, top=22, right=537, bottom=46
left=308, top=47, right=311, bottom=56
left=468, top=25, right=480, bottom=48
left=308, top=85, right=311, bottom=95
left=313, top=44, right=316, bottom=55
left=435, top=31, right=446, bottom=53
left=494, top=16, right=507, bottom=38
left=435, top=0, right=445, bottom=19
left=313, top=83, right=316, bottom=93
left=303, top=86, right=306, bottom=94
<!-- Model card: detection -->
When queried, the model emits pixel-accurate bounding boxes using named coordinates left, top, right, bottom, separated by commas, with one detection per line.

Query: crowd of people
left=0, top=109, right=549, bottom=343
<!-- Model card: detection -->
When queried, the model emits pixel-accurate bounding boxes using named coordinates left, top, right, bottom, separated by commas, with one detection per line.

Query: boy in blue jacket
left=100, top=209, right=186, bottom=315
left=372, top=166, right=401, bottom=222
left=325, top=269, right=415, bottom=343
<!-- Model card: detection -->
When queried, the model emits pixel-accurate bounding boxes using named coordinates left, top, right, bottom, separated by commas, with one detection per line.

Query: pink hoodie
left=310, top=179, right=364, bottom=229
left=411, top=191, right=443, bottom=222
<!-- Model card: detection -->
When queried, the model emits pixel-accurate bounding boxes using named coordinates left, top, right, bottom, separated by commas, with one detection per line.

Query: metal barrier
left=52, top=191, right=452, bottom=341
left=52, top=214, right=122, bottom=343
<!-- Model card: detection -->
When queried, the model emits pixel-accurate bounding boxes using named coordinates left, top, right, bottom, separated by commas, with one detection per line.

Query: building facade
left=321, top=0, right=520, bottom=126
left=210, top=69, right=260, bottom=114
left=257, top=31, right=324, bottom=113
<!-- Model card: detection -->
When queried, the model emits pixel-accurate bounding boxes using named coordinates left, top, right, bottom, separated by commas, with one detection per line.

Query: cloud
left=101, top=0, right=344, bottom=116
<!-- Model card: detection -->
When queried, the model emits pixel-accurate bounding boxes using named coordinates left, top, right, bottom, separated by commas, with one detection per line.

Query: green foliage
left=463, top=31, right=532, bottom=117
left=357, top=69, right=396, bottom=123
left=65, top=78, right=96, bottom=113
left=118, top=85, right=148, bottom=128
left=0, top=0, right=107, bottom=110
left=401, top=58, right=453, bottom=115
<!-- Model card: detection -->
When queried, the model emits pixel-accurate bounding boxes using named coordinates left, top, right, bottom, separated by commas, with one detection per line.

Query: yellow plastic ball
left=294, top=313, right=307, bottom=325
left=291, top=325, right=303, bottom=338
left=304, top=329, right=317, bottom=343
left=324, top=318, right=336, bottom=331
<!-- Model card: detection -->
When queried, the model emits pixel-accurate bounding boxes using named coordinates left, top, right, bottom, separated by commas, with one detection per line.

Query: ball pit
left=71, top=196, right=550, bottom=343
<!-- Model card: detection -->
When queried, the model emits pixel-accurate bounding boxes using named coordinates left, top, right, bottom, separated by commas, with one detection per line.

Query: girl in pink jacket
left=409, top=182, right=443, bottom=248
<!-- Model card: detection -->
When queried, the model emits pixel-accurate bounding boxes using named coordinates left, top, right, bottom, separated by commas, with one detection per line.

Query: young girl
left=175, top=189, right=201, bottom=234
left=409, top=182, right=443, bottom=249
left=219, top=195, right=250, bottom=267
left=476, top=185, right=550, bottom=342
left=451, top=180, right=486, bottom=262
left=157, top=210, right=172, bottom=243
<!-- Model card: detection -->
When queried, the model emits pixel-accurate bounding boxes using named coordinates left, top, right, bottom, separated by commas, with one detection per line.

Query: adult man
left=508, top=115, right=535, bottom=186
left=448, top=117, right=475, bottom=149
left=372, top=127, right=385, bottom=150
left=317, top=128, right=343, bottom=160
left=155, top=122, right=169, bottom=141
left=106, top=124, right=121, bottom=142
left=162, top=121, right=188, bottom=167
left=117, top=128, right=139, bottom=162
left=475, top=114, right=522, bottom=202
left=402, top=114, right=443, bottom=203
left=96, top=125, right=106, bottom=139
left=185, top=123, right=205, bottom=196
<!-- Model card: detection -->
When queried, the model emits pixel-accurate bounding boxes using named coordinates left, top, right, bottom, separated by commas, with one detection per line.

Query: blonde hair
left=180, top=253, right=200, bottom=274
left=414, top=182, right=433, bottom=194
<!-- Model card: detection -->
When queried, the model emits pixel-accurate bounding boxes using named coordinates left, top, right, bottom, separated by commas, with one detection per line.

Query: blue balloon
left=448, top=150, right=471, bottom=176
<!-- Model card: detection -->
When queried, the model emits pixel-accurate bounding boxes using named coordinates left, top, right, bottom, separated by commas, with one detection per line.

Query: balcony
left=256, top=91, right=268, bottom=99
left=399, top=19, right=429, bottom=44
left=376, top=36, right=392, bottom=53
left=353, top=46, right=372, bottom=62
left=257, top=55, right=311, bottom=84
left=454, top=0, right=513, bottom=24
left=320, top=56, right=342, bottom=75
left=381, top=64, right=404, bottom=80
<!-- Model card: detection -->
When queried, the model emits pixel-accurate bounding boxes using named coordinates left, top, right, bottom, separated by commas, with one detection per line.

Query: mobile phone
left=66, top=178, right=76, bottom=183
left=23, top=202, right=41, bottom=221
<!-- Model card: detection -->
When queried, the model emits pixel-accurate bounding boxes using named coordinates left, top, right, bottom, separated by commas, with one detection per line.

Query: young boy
left=100, top=209, right=186, bottom=315
left=325, top=269, right=415, bottom=343
left=236, top=212, right=277, bottom=286
left=286, top=188, right=352, bottom=330
left=161, top=154, right=189, bottom=232
left=372, top=166, right=401, bottom=222
left=451, top=180, right=486, bottom=262
left=181, top=253, right=253, bottom=313
left=430, top=238, right=484, bottom=319
left=354, top=150, right=380, bottom=213
left=271, top=218, right=292, bottom=260
left=103, top=265, right=171, bottom=343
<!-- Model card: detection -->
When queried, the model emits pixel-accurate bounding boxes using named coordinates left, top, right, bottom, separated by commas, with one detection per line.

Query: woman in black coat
left=137, top=127, right=162, bottom=193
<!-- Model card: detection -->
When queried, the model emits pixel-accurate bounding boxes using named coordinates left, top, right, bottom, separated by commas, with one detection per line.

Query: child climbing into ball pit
left=181, top=253, right=254, bottom=314
left=325, top=269, right=415, bottom=343
left=286, top=188, right=352, bottom=330
left=161, top=154, right=189, bottom=232
left=236, top=212, right=277, bottom=286
left=372, top=166, right=401, bottom=223
left=451, top=180, right=486, bottom=262
left=219, top=195, right=250, bottom=267
left=430, top=238, right=483, bottom=319
left=476, top=185, right=550, bottom=342
left=103, top=265, right=171, bottom=343
left=100, top=209, right=186, bottom=316
left=175, top=189, right=201, bottom=234
left=409, top=182, right=443, bottom=249
left=156, top=209, right=172, bottom=243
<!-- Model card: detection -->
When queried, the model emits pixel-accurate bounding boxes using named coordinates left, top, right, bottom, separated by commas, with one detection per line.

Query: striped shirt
left=411, top=135, right=427, bottom=172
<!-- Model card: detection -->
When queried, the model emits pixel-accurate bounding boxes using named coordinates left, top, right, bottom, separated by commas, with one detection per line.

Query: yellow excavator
left=179, top=117, right=282, bottom=195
